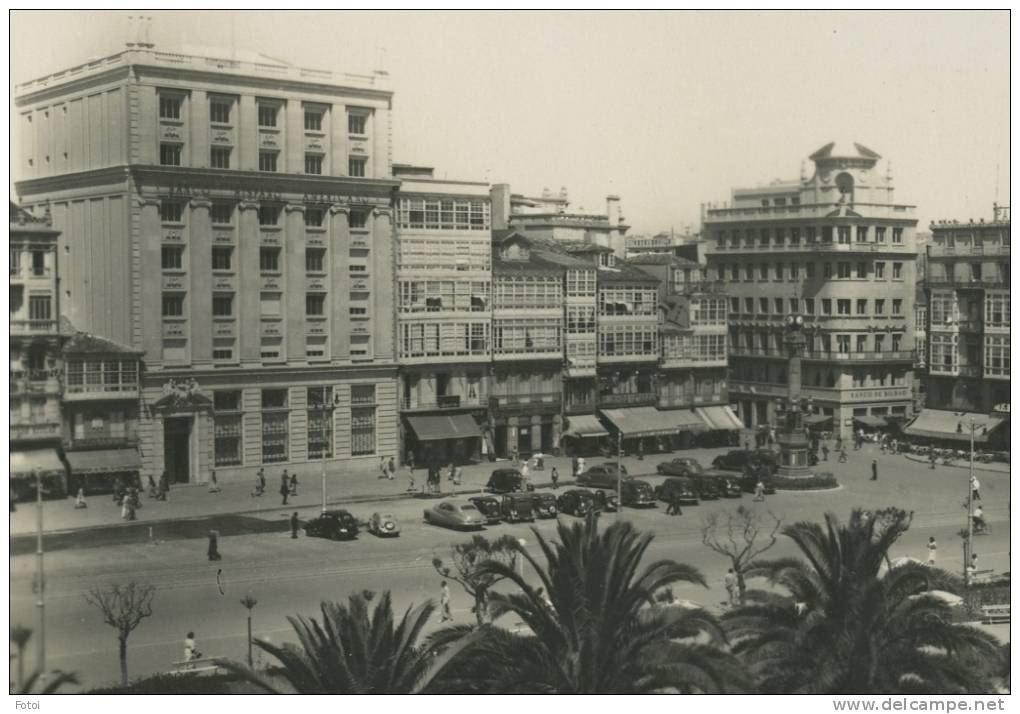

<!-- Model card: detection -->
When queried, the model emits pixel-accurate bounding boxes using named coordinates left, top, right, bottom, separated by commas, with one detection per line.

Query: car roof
left=323, top=509, right=354, bottom=517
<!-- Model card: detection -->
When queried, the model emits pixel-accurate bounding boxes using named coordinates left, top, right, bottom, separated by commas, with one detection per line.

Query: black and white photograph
left=7, top=9, right=1011, bottom=704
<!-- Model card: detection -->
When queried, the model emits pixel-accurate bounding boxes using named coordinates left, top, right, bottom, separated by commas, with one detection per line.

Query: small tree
left=84, top=582, right=155, bottom=686
left=701, top=505, right=781, bottom=602
left=432, top=534, right=519, bottom=625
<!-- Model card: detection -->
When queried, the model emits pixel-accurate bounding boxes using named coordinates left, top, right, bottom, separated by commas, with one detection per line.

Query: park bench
left=980, top=604, right=1010, bottom=625
left=170, top=657, right=223, bottom=676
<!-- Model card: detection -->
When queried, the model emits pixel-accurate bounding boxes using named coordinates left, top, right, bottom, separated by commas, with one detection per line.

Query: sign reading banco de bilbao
left=847, top=388, right=910, bottom=401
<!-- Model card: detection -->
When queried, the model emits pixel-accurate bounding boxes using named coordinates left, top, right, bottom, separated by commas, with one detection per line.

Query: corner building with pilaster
left=14, top=46, right=400, bottom=486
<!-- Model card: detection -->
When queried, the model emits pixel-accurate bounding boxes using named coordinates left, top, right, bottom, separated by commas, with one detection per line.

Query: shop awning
left=565, top=415, right=609, bottom=439
left=853, top=416, right=889, bottom=429
left=406, top=414, right=482, bottom=442
left=805, top=413, right=834, bottom=427
left=600, top=407, right=677, bottom=438
left=10, top=449, right=64, bottom=478
left=695, top=406, right=745, bottom=431
left=661, top=409, right=707, bottom=432
left=66, top=448, right=142, bottom=475
left=903, top=409, right=1004, bottom=444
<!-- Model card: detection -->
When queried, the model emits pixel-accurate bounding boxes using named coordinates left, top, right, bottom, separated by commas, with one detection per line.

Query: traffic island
left=772, top=471, right=840, bottom=491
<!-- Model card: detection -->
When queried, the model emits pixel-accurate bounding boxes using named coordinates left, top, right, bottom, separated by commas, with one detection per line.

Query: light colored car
left=423, top=500, right=486, bottom=530
left=368, top=511, right=401, bottom=537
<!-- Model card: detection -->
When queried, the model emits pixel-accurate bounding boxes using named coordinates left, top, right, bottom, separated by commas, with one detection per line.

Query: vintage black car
left=711, top=473, right=743, bottom=498
left=592, top=489, right=620, bottom=512
left=654, top=477, right=699, bottom=505
left=468, top=495, right=503, bottom=524
left=712, top=449, right=779, bottom=475
left=530, top=492, right=558, bottom=518
left=690, top=474, right=721, bottom=500
left=304, top=510, right=359, bottom=540
left=655, top=457, right=705, bottom=477
left=576, top=463, right=629, bottom=490
left=500, top=493, right=536, bottom=523
left=485, top=468, right=533, bottom=494
left=620, top=479, right=657, bottom=508
left=557, top=488, right=596, bottom=517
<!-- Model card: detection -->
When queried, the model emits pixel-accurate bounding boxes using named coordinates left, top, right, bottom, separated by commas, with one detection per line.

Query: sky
left=9, top=10, right=1011, bottom=235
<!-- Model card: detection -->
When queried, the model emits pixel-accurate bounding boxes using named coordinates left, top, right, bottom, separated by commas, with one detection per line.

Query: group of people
left=250, top=468, right=298, bottom=505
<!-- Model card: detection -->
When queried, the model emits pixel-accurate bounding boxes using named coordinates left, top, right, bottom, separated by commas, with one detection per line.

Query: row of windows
left=398, top=281, right=489, bottom=313
left=714, top=225, right=904, bottom=247
left=597, top=289, right=658, bottom=316
left=9, top=290, right=52, bottom=321
left=493, top=276, right=563, bottom=310
left=492, top=321, right=561, bottom=353
left=159, top=201, right=369, bottom=228
left=728, top=295, right=905, bottom=318
left=160, top=142, right=367, bottom=176
left=396, top=199, right=490, bottom=231
left=732, top=329, right=906, bottom=354
left=732, top=363, right=909, bottom=389
left=64, top=360, right=139, bottom=392
left=566, top=305, right=597, bottom=333
left=662, top=334, right=727, bottom=361
left=929, top=335, right=1011, bottom=376
left=159, top=94, right=369, bottom=135
left=399, top=322, right=490, bottom=358
left=719, top=260, right=904, bottom=282
left=599, top=327, right=658, bottom=356
left=163, top=290, right=350, bottom=319
left=9, top=249, right=49, bottom=277
left=397, top=237, right=491, bottom=271
left=691, top=298, right=727, bottom=326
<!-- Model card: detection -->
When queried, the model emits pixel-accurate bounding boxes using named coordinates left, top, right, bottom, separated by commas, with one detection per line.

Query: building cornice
left=15, top=166, right=132, bottom=197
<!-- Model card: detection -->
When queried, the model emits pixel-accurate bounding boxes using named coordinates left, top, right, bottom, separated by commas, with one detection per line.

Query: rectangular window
left=28, top=295, right=51, bottom=321
left=855, top=262, right=867, bottom=278
left=892, top=262, right=903, bottom=279
left=856, top=335, right=868, bottom=353
left=213, top=389, right=242, bottom=466
left=259, top=247, right=281, bottom=273
left=304, top=154, right=323, bottom=175
left=857, top=299, right=868, bottom=315
left=774, top=262, right=784, bottom=281
left=874, top=334, right=886, bottom=352
left=822, top=299, right=832, bottom=316
left=212, top=342, right=234, bottom=361
left=159, top=95, right=181, bottom=119
left=823, top=263, right=833, bottom=278
left=348, top=157, right=366, bottom=177
left=212, top=294, right=233, bottom=317
left=874, top=299, right=885, bottom=315
left=160, top=201, right=184, bottom=223
left=790, top=227, right=800, bottom=244
left=306, top=293, right=326, bottom=316
left=258, top=205, right=280, bottom=226
left=304, top=111, right=323, bottom=131
left=161, top=294, right=184, bottom=317
left=892, top=334, right=902, bottom=352
left=856, top=226, right=868, bottom=242
left=790, top=262, right=799, bottom=279
left=161, top=245, right=183, bottom=270
left=805, top=298, right=815, bottom=315
left=159, top=143, right=181, bottom=166
left=258, top=104, right=278, bottom=127
left=259, top=151, right=278, bottom=172
left=307, top=387, right=334, bottom=459
left=305, top=208, right=324, bottom=227
left=837, top=262, right=851, bottom=279
left=758, top=264, right=768, bottom=281
left=209, top=100, right=231, bottom=124
left=212, top=246, right=233, bottom=271
left=892, top=228, right=903, bottom=244
left=806, top=262, right=816, bottom=279
left=260, top=337, right=282, bottom=361
left=351, top=407, right=376, bottom=456
left=210, top=147, right=231, bottom=169
left=837, top=299, right=851, bottom=316
left=759, top=297, right=769, bottom=314
left=305, top=248, right=325, bottom=273
left=774, top=297, right=784, bottom=314
left=211, top=203, right=233, bottom=225
left=261, top=389, right=289, bottom=464
left=349, top=210, right=368, bottom=229
left=875, top=261, right=885, bottom=279
left=837, top=227, right=851, bottom=244
left=875, top=227, right=886, bottom=243
left=348, top=112, right=367, bottom=135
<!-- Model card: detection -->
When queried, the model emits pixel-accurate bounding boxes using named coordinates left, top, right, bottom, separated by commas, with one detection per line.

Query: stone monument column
left=776, top=314, right=813, bottom=478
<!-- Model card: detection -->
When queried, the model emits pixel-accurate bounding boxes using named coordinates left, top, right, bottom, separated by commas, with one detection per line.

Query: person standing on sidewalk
left=550, top=467, right=559, bottom=490
left=387, top=456, right=396, bottom=481
left=290, top=511, right=300, bottom=539
left=520, top=461, right=530, bottom=490
left=440, top=580, right=453, bottom=622
left=289, top=472, right=298, bottom=496
left=821, top=442, right=829, bottom=461
left=724, top=568, right=738, bottom=606
left=208, top=470, right=222, bottom=494
left=926, top=536, right=937, bottom=566
left=754, top=479, right=765, bottom=502
left=971, top=475, right=981, bottom=501
left=379, top=457, right=388, bottom=479
left=870, top=459, right=878, bottom=481
left=280, top=472, right=290, bottom=505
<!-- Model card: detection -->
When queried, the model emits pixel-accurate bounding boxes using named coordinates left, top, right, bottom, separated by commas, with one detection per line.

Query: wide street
left=9, top=443, right=1010, bottom=691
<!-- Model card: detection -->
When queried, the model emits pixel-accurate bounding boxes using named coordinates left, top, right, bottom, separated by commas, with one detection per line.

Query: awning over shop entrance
left=695, top=406, right=745, bottom=431
left=853, top=416, right=889, bottom=429
left=66, top=448, right=142, bottom=475
left=565, top=415, right=609, bottom=439
left=903, top=409, right=1004, bottom=444
left=10, top=449, right=64, bottom=478
left=661, top=409, right=706, bottom=432
left=600, top=407, right=677, bottom=438
left=804, top=414, right=834, bottom=427
left=405, top=414, right=482, bottom=442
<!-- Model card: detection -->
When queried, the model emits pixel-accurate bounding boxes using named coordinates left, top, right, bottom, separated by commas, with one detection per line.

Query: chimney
left=606, top=195, right=621, bottom=225
left=490, top=184, right=512, bottom=231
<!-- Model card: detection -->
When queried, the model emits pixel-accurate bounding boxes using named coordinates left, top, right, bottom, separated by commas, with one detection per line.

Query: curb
left=901, top=454, right=1011, bottom=475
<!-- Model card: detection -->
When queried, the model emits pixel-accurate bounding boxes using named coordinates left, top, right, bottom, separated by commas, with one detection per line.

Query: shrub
left=771, top=472, right=839, bottom=491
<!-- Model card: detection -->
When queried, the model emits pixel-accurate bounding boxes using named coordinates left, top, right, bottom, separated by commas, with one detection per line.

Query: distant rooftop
left=809, top=141, right=881, bottom=162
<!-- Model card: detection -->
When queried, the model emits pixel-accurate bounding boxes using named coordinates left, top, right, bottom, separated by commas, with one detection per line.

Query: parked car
left=530, top=492, right=558, bottom=518
left=710, top=473, right=743, bottom=498
left=712, top=449, right=779, bottom=475
left=557, top=488, right=596, bottom=517
left=423, top=500, right=486, bottom=530
left=592, top=489, right=620, bottom=512
left=304, top=510, right=359, bottom=540
left=690, top=474, right=721, bottom=500
left=485, top=468, right=533, bottom=494
left=655, top=457, right=705, bottom=477
left=367, top=512, right=401, bottom=537
left=576, top=463, right=629, bottom=490
left=738, top=470, right=777, bottom=495
left=500, top=493, right=536, bottom=523
left=654, top=477, right=699, bottom=505
left=620, top=479, right=657, bottom=507
left=468, top=496, right=502, bottom=525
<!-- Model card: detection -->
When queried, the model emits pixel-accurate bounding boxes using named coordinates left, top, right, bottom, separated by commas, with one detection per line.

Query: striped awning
left=600, top=407, right=677, bottom=438
left=565, top=415, right=609, bottom=439
left=661, top=409, right=707, bottom=432
left=10, top=449, right=64, bottom=479
left=695, top=406, right=745, bottom=431
left=66, top=448, right=142, bottom=475
left=903, top=409, right=1004, bottom=444
left=406, top=414, right=482, bottom=442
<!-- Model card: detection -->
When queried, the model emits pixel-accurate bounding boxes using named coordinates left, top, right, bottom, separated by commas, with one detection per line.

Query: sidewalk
left=9, top=446, right=736, bottom=537
left=902, top=453, right=1011, bottom=474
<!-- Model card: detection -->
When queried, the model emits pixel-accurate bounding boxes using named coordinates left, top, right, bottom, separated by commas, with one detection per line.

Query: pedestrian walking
left=440, top=580, right=453, bottom=622
left=289, top=472, right=298, bottom=496
left=290, top=511, right=300, bottom=539
left=452, top=464, right=462, bottom=486
left=74, top=487, right=88, bottom=509
left=571, top=456, right=579, bottom=478
left=407, top=464, right=416, bottom=493
left=724, top=568, right=738, bottom=606
left=520, top=461, right=530, bottom=488
left=870, top=459, right=878, bottom=481
left=926, top=536, right=937, bottom=566
left=753, top=479, right=765, bottom=502
left=971, top=475, right=981, bottom=501
left=280, top=472, right=290, bottom=505
left=666, top=491, right=682, bottom=516
left=121, top=494, right=130, bottom=520
left=838, top=448, right=848, bottom=463
left=208, top=470, right=222, bottom=494
left=158, top=471, right=170, bottom=501
left=184, top=632, right=202, bottom=662
left=258, top=468, right=267, bottom=496
left=447, top=462, right=455, bottom=482
left=207, top=530, right=221, bottom=561
left=378, top=456, right=387, bottom=479
left=550, top=467, right=559, bottom=490
left=636, top=441, right=644, bottom=461
left=147, top=474, right=158, bottom=499
left=576, top=456, right=586, bottom=478
left=821, top=443, right=829, bottom=461
left=387, top=456, right=396, bottom=481
left=125, top=497, right=137, bottom=521
left=929, top=448, right=937, bottom=470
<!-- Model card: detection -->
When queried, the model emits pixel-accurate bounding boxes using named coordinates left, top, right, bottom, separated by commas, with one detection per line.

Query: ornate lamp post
left=775, top=315, right=813, bottom=479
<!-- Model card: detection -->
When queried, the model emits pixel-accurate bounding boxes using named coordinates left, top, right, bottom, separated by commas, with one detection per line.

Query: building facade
left=10, top=202, right=67, bottom=499
left=704, top=142, right=918, bottom=439
left=923, top=207, right=1010, bottom=413
left=15, top=45, right=400, bottom=485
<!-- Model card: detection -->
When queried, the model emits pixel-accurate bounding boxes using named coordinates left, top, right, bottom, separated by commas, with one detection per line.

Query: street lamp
left=34, top=466, right=46, bottom=680
left=616, top=431, right=623, bottom=521
left=240, top=594, right=258, bottom=669
left=963, top=417, right=976, bottom=583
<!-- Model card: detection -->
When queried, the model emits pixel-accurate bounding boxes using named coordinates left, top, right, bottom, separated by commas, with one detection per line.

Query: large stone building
left=14, top=44, right=399, bottom=485
left=703, top=142, right=918, bottom=439
left=10, top=202, right=67, bottom=500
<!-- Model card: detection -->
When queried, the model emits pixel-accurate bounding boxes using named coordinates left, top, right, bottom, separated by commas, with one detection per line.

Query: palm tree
left=725, top=508, right=1000, bottom=694
left=435, top=513, right=748, bottom=693
left=219, top=590, right=476, bottom=694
